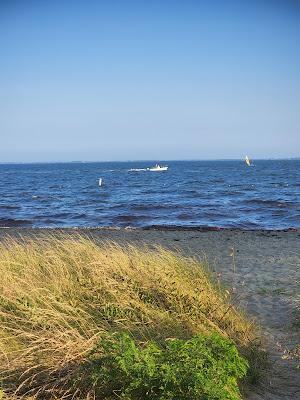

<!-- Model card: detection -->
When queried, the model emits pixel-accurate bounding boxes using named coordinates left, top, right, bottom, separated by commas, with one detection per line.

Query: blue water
left=0, top=160, right=299, bottom=229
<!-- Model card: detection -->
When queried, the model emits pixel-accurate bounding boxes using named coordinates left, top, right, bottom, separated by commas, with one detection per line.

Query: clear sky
left=0, top=0, right=299, bottom=162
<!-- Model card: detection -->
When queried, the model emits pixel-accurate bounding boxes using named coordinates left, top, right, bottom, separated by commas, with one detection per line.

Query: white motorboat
left=148, top=164, right=168, bottom=171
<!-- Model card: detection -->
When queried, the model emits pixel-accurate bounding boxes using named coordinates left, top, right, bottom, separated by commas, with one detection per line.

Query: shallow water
left=0, top=160, right=299, bottom=229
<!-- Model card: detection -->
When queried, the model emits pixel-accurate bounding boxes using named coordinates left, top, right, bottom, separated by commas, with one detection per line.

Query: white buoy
left=99, top=178, right=103, bottom=187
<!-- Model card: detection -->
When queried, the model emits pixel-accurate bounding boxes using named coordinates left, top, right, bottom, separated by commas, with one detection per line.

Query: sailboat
left=245, top=155, right=251, bottom=166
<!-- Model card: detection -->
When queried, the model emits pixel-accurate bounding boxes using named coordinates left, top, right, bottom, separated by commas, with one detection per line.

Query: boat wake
left=128, top=168, right=148, bottom=172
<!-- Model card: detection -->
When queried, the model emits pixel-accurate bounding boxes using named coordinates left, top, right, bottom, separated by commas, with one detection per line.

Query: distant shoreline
left=0, top=158, right=300, bottom=165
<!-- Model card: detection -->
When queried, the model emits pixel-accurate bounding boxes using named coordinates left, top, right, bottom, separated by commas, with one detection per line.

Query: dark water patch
left=0, top=204, right=21, bottom=210
left=181, top=189, right=200, bottom=197
left=0, top=218, right=32, bottom=227
left=140, top=189, right=156, bottom=195
left=130, top=203, right=175, bottom=212
left=210, top=178, right=225, bottom=183
left=42, top=212, right=74, bottom=219
left=245, top=199, right=298, bottom=208
left=177, top=213, right=196, bottom=221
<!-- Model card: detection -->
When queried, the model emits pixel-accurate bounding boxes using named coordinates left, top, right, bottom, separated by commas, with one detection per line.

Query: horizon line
left=0, top=157, right=299, bottom=164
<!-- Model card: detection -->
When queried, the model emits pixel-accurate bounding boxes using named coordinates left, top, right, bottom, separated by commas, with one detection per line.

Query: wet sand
left=0, top=228, right=299, bottom=399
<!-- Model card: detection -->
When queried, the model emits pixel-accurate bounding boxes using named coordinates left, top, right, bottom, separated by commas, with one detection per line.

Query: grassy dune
left=0, top=235, right=261, bottom=399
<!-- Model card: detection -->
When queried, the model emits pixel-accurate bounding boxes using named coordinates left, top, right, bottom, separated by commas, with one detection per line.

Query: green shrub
left=84, top=332, right=248, bottom=400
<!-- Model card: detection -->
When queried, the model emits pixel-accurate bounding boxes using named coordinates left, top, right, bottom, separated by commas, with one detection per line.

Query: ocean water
left=0, top=160, right=299, bottom=229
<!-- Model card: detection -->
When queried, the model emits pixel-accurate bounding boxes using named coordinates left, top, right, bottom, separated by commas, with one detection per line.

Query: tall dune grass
left=0, top=235, right=259, bottom=399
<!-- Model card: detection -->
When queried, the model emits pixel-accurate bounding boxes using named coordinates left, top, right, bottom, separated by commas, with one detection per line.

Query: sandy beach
left=0, top=228, right=299, bottom=399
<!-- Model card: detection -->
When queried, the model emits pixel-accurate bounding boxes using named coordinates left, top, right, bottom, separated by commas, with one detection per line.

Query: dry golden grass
left=0, top=234, right=257, bottom=399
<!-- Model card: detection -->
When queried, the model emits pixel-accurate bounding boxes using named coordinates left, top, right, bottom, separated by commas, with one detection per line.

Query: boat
left=148, top=164, right=168, bottom=172
left=245, top=155, right=251, bottom=166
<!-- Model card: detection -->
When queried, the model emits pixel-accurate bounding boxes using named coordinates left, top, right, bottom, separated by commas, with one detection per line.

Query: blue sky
left=0, top=0, right=299, bottom=162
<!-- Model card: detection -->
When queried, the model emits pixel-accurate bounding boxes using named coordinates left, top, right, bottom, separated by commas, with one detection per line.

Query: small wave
left=211, top=178, right=225, bottom=183
left=70, top=213, right=88, bottom=220
left=0, top=204, right=21, bottom=210
left=112, top=214, right=153, bottom=224
left=130, top=203, right=174, bottom=212
left=246, top=199, right=299, bottom=208
left=49, top=185, right=64, bottom=189
left=283, top=214, right=300, bottom=222
left=0, top=218, right=32, bottom=227
left=177, top=213, right=195, bottom=221
left=128, top=168, right=148, bottom=172
left=216, top=190, right=244, bottom=196
left=181, top=189, right=200, bottom=196
left=107, top=203, right=126, bottom=210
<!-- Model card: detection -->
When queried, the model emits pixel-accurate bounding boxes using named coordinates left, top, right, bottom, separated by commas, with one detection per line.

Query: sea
left=0, top=160, right=299, bottom=229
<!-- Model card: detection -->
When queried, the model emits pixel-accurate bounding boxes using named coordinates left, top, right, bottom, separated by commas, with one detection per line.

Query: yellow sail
left=245, top=155, right=251, bottom=166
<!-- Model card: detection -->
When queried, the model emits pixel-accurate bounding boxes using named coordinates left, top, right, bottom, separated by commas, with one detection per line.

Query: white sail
left=245, top=155, right=251, bottom=166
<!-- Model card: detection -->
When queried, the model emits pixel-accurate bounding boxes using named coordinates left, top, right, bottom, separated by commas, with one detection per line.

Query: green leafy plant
left=85, top=332, right=248, bottom=400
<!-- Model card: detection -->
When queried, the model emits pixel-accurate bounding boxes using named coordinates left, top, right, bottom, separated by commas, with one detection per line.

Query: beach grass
left=0, top=234, right=262, bottom=399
